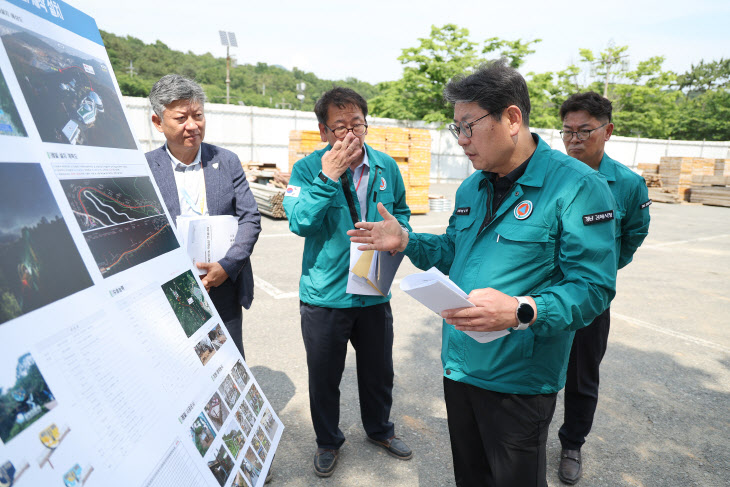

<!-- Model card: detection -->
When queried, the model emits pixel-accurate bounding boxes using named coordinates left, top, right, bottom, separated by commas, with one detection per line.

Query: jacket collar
left=597, top=153, right=617, bottom=182
left=511, top=133, right=549, bottom=188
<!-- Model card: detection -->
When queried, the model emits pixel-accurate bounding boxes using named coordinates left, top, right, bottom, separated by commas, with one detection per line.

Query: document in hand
left=399, top=267, right=509, bottom=344
left=176, top=215, right=238, bottom=275
left=346, top=242, right=404, bottom=296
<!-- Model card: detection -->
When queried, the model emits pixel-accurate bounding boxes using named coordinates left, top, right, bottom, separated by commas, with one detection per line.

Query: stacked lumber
left=287, top=126, right=433, bottom=215
left=249, top=182, right=286, bottom=219
left=288, top=130, right=327, bottom=167
left=714, top=159, right=730, bottom=176
left=658, top=157, right=715, bottom=201
left=689, top=175, right=730, bottom=207
left=405, top=128, right=432, bottom=214
left=638, top=162, right=662, bottom=187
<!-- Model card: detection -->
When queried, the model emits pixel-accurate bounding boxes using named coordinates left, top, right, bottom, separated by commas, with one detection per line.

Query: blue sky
left=65, top=0, right=730, bottom=85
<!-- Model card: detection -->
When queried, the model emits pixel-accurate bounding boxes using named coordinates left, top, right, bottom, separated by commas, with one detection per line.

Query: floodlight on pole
left=218, top=30, right=237, bottom=104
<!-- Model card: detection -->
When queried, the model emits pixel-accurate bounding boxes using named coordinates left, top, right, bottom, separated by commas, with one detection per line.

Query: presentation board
left=0, top=2, right=282, bottom=486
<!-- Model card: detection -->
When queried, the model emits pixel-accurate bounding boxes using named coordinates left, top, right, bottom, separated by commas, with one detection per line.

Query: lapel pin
left=212, top=162, right=219, bottom=169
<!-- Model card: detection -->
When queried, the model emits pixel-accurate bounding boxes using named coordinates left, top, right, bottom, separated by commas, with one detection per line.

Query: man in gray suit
left=146, top=74, right=261, bottom=358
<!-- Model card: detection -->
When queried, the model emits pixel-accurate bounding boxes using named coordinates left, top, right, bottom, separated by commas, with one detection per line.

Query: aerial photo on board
left=0, top=66, right=26, bottom=138
left=0, top=18, right=136, bottom=149
left=0, top=164, right=92, bottom=325
left=161, top=270, right=213, bottom=338
left=61, top=176, right=179, bottom=278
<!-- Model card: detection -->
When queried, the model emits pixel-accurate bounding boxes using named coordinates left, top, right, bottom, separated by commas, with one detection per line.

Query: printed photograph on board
left=242, top=448, right=263, bottom=487
left=0, top=18, right=136, bottom=148
left=218, top=375, right=241, bottom=410
left=245, top=384, right=264, bottom=418
left=60, top=177, right=179, bottom=279
left=0, top=353, right=57, bottom=443
left=208, top=324, right=227, bottom=350
left=221, top=422, right=244, bottom=460
left=234, top=401, right=254, bottom=437
left=231, top=470, right=249, bottom=487
left=189, top=412, right=216, bottom=457
left=203, top=392, right=229, bottom=432
left=0, top=66, right=26, bottom=138
left=161, top=270, right=213, bottom=337
left=0, top=163, right=92, bottom=325
left=194, top=335, right=217, bottom=366
left=260, top=408, right=279, bottom=440
left=207, top=444, right=234, bottom=487
left=230, top=360, right=249, bottom=391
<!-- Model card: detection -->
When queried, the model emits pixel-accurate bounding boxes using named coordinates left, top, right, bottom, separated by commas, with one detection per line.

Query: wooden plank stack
left=249, top=182, right=286, bottom=219
left=287, top=126, right=432, bottom=215
left=637, top=162, right=661, bottom=188
left=288, top=130, right=327, bottom=168
left=689, top=175, right=730, bottom=208
left=406, top=128, right=432, bottom=214
left=658, top=157, right=716, bottom=201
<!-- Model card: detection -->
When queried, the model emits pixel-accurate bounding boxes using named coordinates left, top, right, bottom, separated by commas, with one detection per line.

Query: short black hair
left=560, top=91, right=612, bottom=123
left=314, top=87, right=368, bottom=125
left=443, top=59, right=531, bottom=126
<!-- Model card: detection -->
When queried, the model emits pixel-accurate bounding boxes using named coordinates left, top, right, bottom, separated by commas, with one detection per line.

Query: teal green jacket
left=404, top=135, right=617, bottom=394
left=284, top=143, right=411, bottom=308
left=599, top=153, right=651, bottom=269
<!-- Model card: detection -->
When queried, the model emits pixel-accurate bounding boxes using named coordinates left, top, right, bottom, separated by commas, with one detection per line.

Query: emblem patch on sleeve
left=455, top=207, right=471, bottom=215
left=285, top=185, right=301, bottom=198
left=583, top=210, right=614, bottom=225
left=640, top=200, right=652, bottom=209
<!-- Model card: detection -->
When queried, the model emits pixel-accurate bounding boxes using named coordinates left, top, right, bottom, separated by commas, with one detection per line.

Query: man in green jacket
left=349, top=61, right=618, bottom=486
left=556, top=92, right=651, bottom=485
left=283, top=87, right=412, bottom=478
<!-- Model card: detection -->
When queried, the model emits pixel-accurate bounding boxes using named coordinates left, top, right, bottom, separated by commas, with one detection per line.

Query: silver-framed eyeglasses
left=448, top=112, right=491, bottom=139
left=559, top=122, right=608, bottom=141
left=325, top=123, right=368, bottom=139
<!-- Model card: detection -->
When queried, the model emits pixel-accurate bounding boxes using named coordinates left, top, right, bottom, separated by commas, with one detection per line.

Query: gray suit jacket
left=146, top=143, right=261, bottom=309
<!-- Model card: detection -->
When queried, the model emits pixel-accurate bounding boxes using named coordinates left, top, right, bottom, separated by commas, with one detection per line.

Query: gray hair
left=444, top=59, right=531, bottom=126
left=149, top=74, right=207, bottom=118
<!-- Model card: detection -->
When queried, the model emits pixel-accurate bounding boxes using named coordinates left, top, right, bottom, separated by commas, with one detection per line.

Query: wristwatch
left=513, top=296, right=534, bottom=331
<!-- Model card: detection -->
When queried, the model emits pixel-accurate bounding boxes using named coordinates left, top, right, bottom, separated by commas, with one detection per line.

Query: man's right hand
left=321, top=132, right=361, bottom=180
left=347, top=203, right=408, bottom=252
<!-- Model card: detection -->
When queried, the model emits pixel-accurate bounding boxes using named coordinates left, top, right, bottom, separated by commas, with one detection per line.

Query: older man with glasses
left=556, top=92, right=651, bottom=485
left=283, top=87, right=412, bottom=478
left=348, top=61, right=619, bottom=486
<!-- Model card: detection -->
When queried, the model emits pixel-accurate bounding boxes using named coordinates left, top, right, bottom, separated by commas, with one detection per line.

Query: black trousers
left=444, top=377, right=557, bottom=487
left=558, top=307, right=611, bottom=450
left=300, top=301, right=395, bottom=450
left=209, top=279, right=245, bottom=359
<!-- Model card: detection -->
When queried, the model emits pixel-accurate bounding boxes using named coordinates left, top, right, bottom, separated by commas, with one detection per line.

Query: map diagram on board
left=0, top=18, right=136, bottom=149
left=60, top=177, right=179, bottom=278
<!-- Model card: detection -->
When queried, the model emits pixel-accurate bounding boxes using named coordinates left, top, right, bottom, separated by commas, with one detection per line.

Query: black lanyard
left=340, top=171, right=360, bottom=228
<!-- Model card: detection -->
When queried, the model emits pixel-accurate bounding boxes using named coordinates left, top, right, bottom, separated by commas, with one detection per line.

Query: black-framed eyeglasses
left=559, top=122, right=608, bottom=141
left=448, top=112, right=492, bottom=139
left=325, top=123, right=368, bottom=139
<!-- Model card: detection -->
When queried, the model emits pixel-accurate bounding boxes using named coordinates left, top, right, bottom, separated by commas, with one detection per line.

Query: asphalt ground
left=242, top=183, right=730, bottom=487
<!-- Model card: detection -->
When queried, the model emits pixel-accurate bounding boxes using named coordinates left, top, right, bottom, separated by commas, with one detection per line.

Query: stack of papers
left=176, top=215, right=238, bottom=275
left=346, top=242, right=404, bottom=296
left=400, top=267, right=509, bottom=344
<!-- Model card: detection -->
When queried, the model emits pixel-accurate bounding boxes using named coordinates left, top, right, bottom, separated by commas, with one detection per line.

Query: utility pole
left=127, top=60, right=135, bottom=77
left=218, top=31, right=238, bottom=104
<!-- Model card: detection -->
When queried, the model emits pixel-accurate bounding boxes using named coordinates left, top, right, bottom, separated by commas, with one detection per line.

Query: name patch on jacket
left=583, top=210, right=614, bottom=225
left=455, top=207, right=471, bottom=215
left=640, top=199, right=652, bottom=209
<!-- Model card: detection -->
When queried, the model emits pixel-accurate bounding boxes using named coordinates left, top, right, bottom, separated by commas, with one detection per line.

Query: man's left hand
left=197, top=262, right=229, bottom=291
left=441, top=288, right=535, bottom=332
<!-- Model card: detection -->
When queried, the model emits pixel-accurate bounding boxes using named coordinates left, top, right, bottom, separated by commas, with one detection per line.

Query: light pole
left=218, top=31, right=238, bottom=105
left=296, top=82, right=306, bottom=110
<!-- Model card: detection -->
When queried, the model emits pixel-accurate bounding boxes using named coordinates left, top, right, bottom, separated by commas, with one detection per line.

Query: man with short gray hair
left=146, top=74, right=261, bottom=359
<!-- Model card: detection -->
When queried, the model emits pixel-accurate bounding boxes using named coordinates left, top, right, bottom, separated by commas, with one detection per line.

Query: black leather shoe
left=367, top=436, right=413, bottom=460
left=558, top=448, right=582, bottom=485
left=313, top=448, right=339, bottom=477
